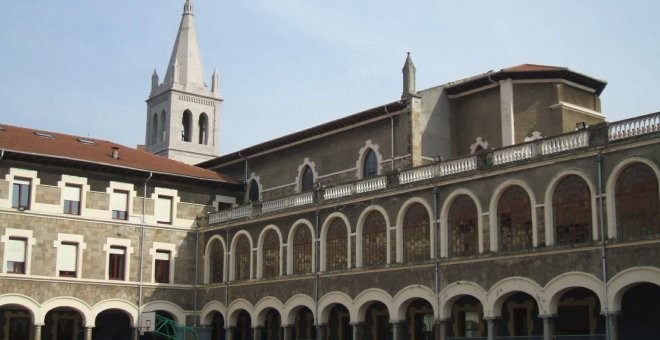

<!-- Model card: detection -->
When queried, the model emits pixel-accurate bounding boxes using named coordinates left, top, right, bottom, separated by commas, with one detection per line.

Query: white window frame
left=3, top=168, right=40, bottom=211
left=58, top=175, right=90, bottom=217
left=1, top=228, right=36, bottom=275
left=295, top=158, right=318, bottom=193
left=151, top=188, right=179, bottom=226
left=103, top=237, right=133, bottom=281
left=156, top=195, right=173, bottom=224
left=356, top=140, right=383, bottom=179
left=107, top=181, right=135, bottom=222
left=149, top=242, right=177, bottom=284
left=53, top=233, right=86, bottom=279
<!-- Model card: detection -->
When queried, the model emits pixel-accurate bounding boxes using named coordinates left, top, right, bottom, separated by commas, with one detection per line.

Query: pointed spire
left=211, top=68, right=220, bottom=93
left=402, top=52, right=418, bottom=100
left=184, top=0, right=193, bottom=15
left=151, top=69, right=159, bottom=93
left=163, top=0, right=207, bottom=90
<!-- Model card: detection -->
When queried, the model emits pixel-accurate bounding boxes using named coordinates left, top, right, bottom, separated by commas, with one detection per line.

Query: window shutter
left=109, top=246, right=126, bottom=255
left=154, top=250, right=170, bottom=261
left=111, top=191, right=128, bottom=211
left=6, top=238, right=26, bottom=262
left=14, top=178, right=30, bottom=186
left=156, top=196, right=172, bottom=223
left=63, top=185, right=81, bottom=201
left=59, top=243, right=78, bottom=272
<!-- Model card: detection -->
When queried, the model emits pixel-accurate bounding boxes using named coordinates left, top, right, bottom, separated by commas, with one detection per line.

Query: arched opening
left=159, top=111, right=166, bottom=142
left=554, top=288, right=605, bottom=336
left=235, top=310, right=253, bottom=340
left=402, top=203, right=430, bottom=262
left=615, top=163, right=660, bottom=241
left=198, top=113, right=209, bottom=145
left=403, top=299, right=434, bottom=340
left=151, top=113, right=158, bottom=144
left=235, top=235, right=251, bottom=281
left=498, top=186, right=533, bottom=252
left=618, top=283, right=660, bottom=339
left=448, top=195, right=478, bottom=257
left=44, top=307, right=83, bottom=340
left=448, top=296, right=485, bottom=338
left=0, top=305, right=32, bottom=340
left=292, top=225, right=312, bottom=274
left=293, top=307, right=315, bottom=340
left=94, top=309, right=132, bottom=340
left=210, top=239, right=224, bottom=284
left=262, top=230, right=280, bottom=278
left=364, top=301, right=391, bottom=340
left=181, top=110, right=192, bottom=142
left=497, top=292, right=541, bottom=337
left=300, top=166, right=314, bottom=192
left=327, top=304, right=351, bottom=340
left=248, top=180, right=260, bottom=203
left=263, top=308, right=282, bottom=340
left=363, top=211, right=387, bottom=267
left=363, top=149, right=378, bottom=179
left=553, top=175, right=592, bottom=245
left=325, top=218, right=348, bottom=271
left=210, top=311, right=226, bottom=340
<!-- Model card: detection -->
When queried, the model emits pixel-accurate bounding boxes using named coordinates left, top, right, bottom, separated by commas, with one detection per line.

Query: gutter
left=137, top=171, right=153, bottom=339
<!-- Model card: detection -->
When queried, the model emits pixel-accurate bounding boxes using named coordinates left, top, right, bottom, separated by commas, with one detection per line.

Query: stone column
left=351, top=322, right=364, bottom=340
left=33, top=324, right=42, bottom=340
left=226, top=326, right=235, bottom=340
left=253, top=325, right=263, bottom=340
left=131, top=327, right=139, bottom=340
left=282, top=325, right=293, bottom=340
left=84, top=326, right=93, bottom=340
left=391, top=321, right=404, bottom=340
left=485, top=317, right=498, bottom=340
left=438, top=319, right=450, bottom=340
left=316, top=323, right=326, bottom=340
left=607, top=313, right=619, bottom=340
left=541, top=315, right=555, bottom=340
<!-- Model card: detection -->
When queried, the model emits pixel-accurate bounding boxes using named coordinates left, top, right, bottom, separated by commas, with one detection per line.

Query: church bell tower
left=145, top=0, right=222, bottom=165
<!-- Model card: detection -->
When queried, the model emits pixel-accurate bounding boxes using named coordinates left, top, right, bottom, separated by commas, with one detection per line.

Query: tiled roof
left=0, top=124, right=237, bottom=183
left=502, top=64, right=566, bottom=72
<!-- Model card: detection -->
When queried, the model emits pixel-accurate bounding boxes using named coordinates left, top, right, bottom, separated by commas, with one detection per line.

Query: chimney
left=111, top=147, right=120, bottom=159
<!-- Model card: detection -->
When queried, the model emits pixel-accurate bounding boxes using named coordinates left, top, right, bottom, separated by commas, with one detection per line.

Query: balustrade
left=541, top=130, right=588, bottom=155
left=356, top=176, right=387, bottom=193
left=609, top=112, right=660, bottom=140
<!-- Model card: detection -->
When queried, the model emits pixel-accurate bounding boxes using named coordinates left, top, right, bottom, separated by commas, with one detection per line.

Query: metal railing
left=153, top=314, right=198, bottom=340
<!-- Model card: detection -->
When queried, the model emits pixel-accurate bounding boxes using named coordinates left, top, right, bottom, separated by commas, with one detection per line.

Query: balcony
left=207, top=114, right=659, bottom=226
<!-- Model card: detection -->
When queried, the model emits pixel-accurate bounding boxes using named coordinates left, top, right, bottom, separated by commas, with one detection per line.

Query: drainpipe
left=225, top=228, right=230, bottom=323
left=432, top=187, right=440, bottom=328
left=315, top=209, right=321, bottom=335
left=597, top=154, right=610, bottom=340
left=194, top=216, right=200, bottom=328
left=137, top=171, right=152, bottom=339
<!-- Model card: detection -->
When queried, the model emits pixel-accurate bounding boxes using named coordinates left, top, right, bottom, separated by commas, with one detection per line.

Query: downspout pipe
left=137, top=171, right=152, bottom=338
left=194, top=214, right=200, bottom=328
left=433, top=187, right=440, bottom=327
left=315, top=209, right=321, bottom=333
left=597, top=154, right=610, bottom=340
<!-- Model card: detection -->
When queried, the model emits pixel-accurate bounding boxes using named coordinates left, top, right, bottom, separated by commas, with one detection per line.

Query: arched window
left=182, top=110, right=192, bottom=142
left=159, top=111, right=166, bottom=142
left=292, top=225, right=312, bottom=274
left=615, top=163, right=660, bottom=240
left=363, top=149, right=378, bottom=179
left=553, top=175, right=592, bottom=245
left=248, top=180, right=260, bottom=203
left=498, top=186, right=532, bottom=252
left=300, top=166, right=314, bottom=192
left=448, top=195, right=478, bottom=257
left=209, top=239, right=224, bottom=283
left=151, top=113, right=158, bottom=144
left=402, top=203, right=430, bottom=262
left=326, top=218, right=348, bottom=271
left=198, top=113, right=209, bottom=145
left=363, top=211, right=387, bottom=267
left=262, top=230, right=280, bottom=278
left=235, top=235, right=251, bottom=281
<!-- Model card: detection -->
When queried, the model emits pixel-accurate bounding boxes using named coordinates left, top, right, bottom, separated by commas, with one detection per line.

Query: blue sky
left=1, top=0, right=659, bottom=154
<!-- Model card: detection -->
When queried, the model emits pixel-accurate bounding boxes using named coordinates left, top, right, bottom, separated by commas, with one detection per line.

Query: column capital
left=538, top=314, right=557, bottom=319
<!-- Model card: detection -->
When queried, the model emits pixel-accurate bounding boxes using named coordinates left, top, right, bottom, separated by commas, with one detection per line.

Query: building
left=1, top=1, right=659, bottom=340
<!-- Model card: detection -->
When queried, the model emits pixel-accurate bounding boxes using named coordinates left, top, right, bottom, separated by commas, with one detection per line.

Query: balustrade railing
left=399, top=164, right=437, bottom=184
left=356, top=176, right=387, bottom=193
left=492, top=143, right=536, bottom=165
left=541, top=130, right=589, bottom=155
left=207, top=114, right=660, bottom=225
left=609, top=111, right=660, bottom=140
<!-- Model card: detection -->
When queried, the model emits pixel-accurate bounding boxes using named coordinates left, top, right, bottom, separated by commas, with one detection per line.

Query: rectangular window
left=12, top=178, right=31, bottom=210
left=108, top=246, right=126, bottom=280
left=63, top=184, right=81, bottom=215
left=58, top=242, right=78, bottom=277
left=155, top=196, right=173, bottom=224
left=154, top=250, right=171, bottom=283
left=111, top=190, right=128, bottom=220
left=6, top=237, right=27, bottom=274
